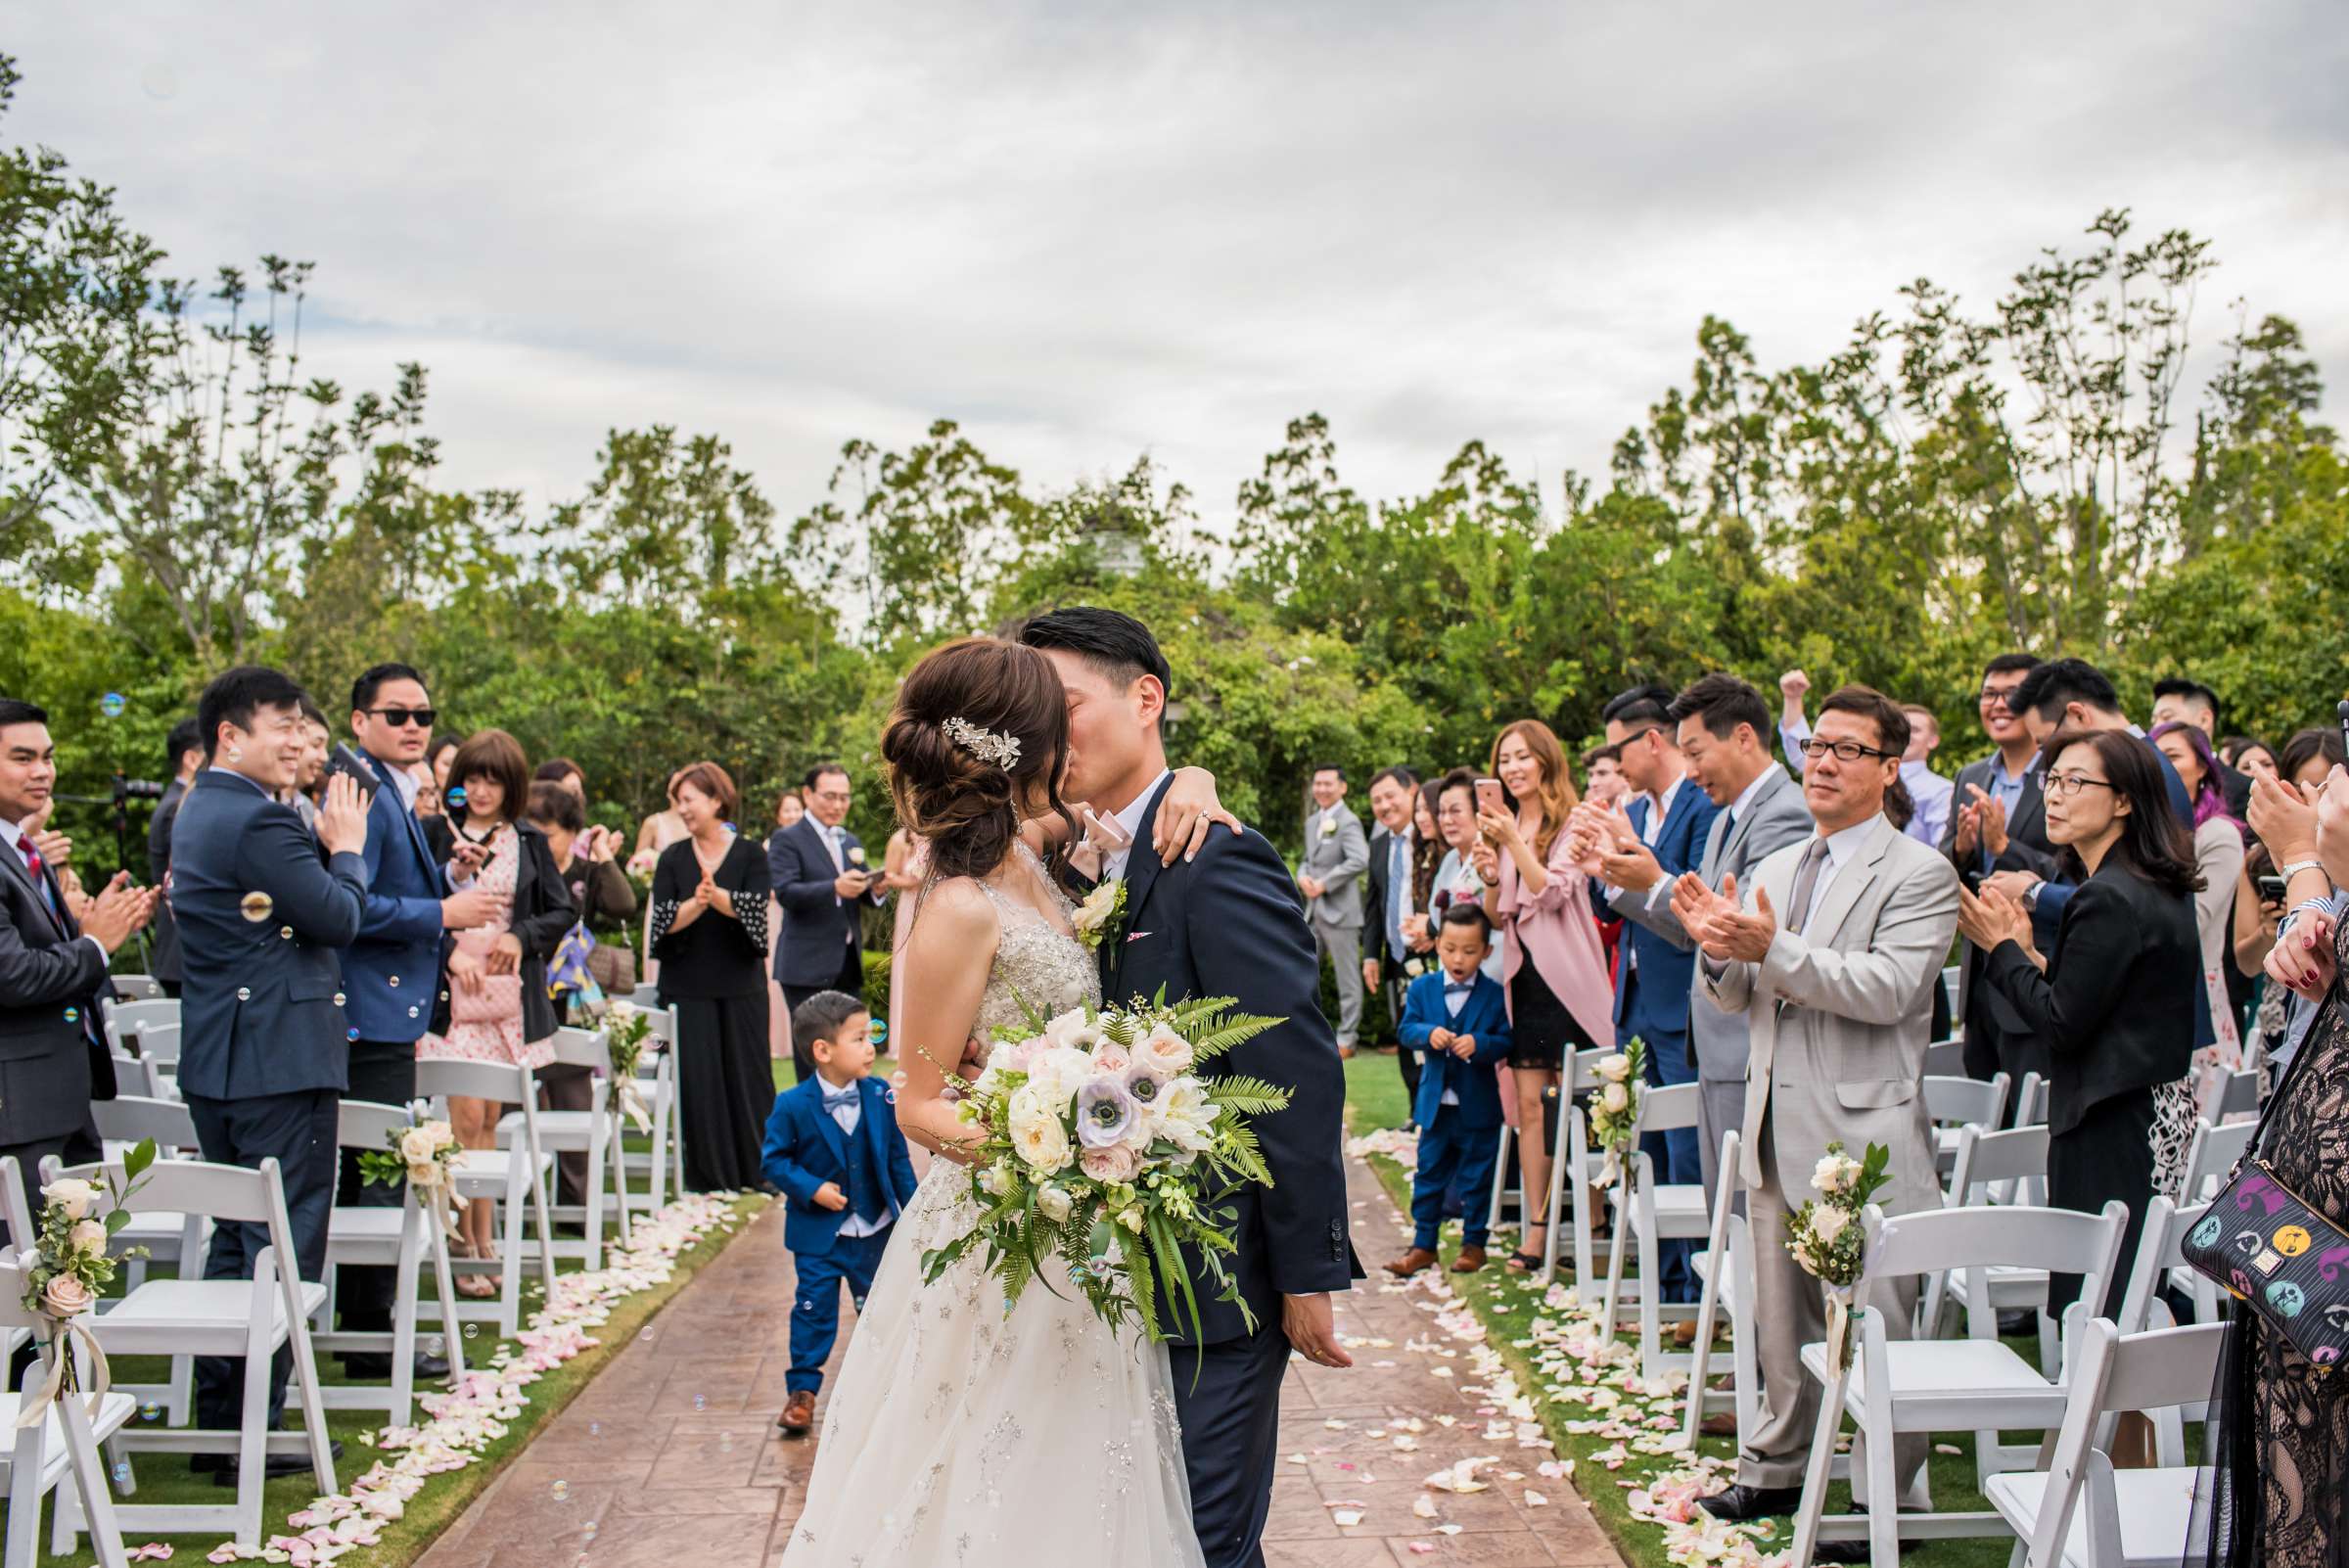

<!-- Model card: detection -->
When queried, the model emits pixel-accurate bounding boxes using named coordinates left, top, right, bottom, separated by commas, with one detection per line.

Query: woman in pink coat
left=1472, top=718, right=1618, bottom=1270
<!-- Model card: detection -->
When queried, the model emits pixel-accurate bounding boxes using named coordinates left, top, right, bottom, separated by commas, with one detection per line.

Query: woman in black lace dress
left=2210, top=766, right=2349, bottom=1566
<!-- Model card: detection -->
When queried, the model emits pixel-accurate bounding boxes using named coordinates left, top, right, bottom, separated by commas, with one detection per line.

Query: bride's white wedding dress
left=779, top=861, right=1205, bottom=1568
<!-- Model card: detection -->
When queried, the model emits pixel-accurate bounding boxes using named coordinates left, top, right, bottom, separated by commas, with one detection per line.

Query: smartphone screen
left=2258, top=875, right=2288, bottom=902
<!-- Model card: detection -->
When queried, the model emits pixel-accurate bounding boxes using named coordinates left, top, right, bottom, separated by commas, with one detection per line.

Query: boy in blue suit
left=1383, top=904, right=1512, bottom=1276
left=762, top=990, right=918, bottom=1437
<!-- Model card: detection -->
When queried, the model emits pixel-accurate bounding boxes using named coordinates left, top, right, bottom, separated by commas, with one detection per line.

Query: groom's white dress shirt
left=1099, top=769, right=1171, bottom=885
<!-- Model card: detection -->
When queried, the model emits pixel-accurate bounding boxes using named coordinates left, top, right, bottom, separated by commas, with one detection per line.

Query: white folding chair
left=130, top=1022, right=181, bottom=1101
left=1983, top=1317, right=2221, bottom=1567
left=416, top=1059, right=558, bottom=1340
left=49, top=1157, right=335, bottom=1549
left=1922, top=1038, right=1969, bottom=1080
left=1790, top=1201, right=2128, bottom=1567
left=1596, top=1082, right=1707, bottom=1380
left=1504, top=1045, right=1609, bottom=1288
left=0, top=1248, right=137, bottom=1568
left=108, top=975, right=164, bottom=1002
left=620, top=1003, right=684, bottom=1215
left=105, top=1053, right=163, bottom=1101
left=1927, top=1123, right=2060, bottom=1399
left=2199, top=1066, right=2260, bottom=1122
left=0, top=1160, right=35, bottom=1367
left=313, top=1100, right=467, bottom=1427
left=495, top=1027, right=629, bottom=1267
left=1925, top=1071, right=2010, bottom=1176
left=99, top=999, right=176, bottom=1055
left=83, top=1098, right=208, bottom=1422
left=1682, top=1128, right=1761, bottom=1451
left=2014, top=1071, right=2050, bottom=1127
left=2175, top=1119, right=2254, bottom=1204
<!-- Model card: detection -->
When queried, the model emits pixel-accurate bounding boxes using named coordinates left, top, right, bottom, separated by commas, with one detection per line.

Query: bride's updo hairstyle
left=883, top=637, right=1075, bottom=883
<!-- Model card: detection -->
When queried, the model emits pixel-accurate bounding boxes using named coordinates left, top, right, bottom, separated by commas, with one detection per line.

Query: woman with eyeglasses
left=1955, top=727, right=2199, bottom=1316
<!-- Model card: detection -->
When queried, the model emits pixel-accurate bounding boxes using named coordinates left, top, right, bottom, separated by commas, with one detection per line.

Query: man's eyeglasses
left=1978, top=686, right=2021, bottom=709
left=809, top=790, right=852, bottom=805
left=1798, top=737, right=1899, bottom=763
left=362, top=707, right=437, bottom=727
left=2044, top=771, right=2115, bottom=800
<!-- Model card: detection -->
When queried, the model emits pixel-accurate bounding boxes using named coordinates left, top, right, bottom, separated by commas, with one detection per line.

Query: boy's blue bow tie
left=821, top=1084, right=861, bottom=1110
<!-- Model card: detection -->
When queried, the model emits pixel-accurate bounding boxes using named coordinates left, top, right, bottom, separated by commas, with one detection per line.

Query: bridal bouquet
left=1784, top=1139, right=1893, bottom=1367
left=922, top=996, right=1290, bottom=1344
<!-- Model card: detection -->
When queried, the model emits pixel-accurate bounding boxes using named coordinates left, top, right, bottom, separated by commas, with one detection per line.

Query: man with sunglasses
left=336, top=663, right=496, bottom=1379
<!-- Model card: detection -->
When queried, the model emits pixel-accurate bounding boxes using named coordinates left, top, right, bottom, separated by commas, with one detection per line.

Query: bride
left=779, top=636, right=1235, bottom=1567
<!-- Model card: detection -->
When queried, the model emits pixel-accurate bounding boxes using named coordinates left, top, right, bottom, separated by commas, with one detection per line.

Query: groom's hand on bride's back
left=1281, top=1292, right=1353, bottom=1368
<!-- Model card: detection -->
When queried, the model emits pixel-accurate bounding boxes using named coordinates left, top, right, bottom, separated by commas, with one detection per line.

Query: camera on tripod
left=114, top=773, right=167, bottom=803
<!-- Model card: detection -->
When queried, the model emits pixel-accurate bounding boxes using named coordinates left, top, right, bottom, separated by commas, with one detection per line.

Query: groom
left=1020, top=608, right=1360, bottom=1568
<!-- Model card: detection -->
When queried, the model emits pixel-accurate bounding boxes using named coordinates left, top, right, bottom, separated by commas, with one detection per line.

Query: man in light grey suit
left=1297, top=764, right=1370, bottom=1053
left=1670, top=686, right=1959, bottom=1545
left=1593, top=674, right=1817, bottom=1200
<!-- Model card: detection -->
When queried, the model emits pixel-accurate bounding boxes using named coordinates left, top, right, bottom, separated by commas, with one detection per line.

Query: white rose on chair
left=41, top=1176, right=98, bottom=1222
left=67, top=1220, right=108, bottom=1258
left=1808, top=1204, right=1852, bottom=1246
left=1598, top=1082, right=1630, bottom=1115
left=1782, top=1139, right=1894, bottom=1367
left=1812, top=1151, right=1864, bottom=1195
left=1593, top=1053, right=1633, bottom=1084
left=399, top=1126, right=440, bottom=1164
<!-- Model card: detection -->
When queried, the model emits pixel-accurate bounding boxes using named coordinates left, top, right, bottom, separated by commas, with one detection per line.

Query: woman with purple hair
left=2153, top=720, right=2249, bottom=1113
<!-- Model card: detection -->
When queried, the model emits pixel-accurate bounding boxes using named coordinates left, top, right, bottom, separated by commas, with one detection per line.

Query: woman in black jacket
left=1956, top=726, right=2200, bottom=1316
left=420, top=728, right=576, bottom=1290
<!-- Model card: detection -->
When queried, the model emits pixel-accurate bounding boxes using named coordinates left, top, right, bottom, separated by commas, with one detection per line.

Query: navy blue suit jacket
left=760, top=1075, right=919, bottom=1259
left=1100, top=774, right=1359, bottom=1347
left=1603, top=785, right=1716, bottom=1042
left=171, top=770, right=367, bottom=1100
left=767, top=816, right=885, bottom=988
left=342, top=752, right=445, bottom=1043
left=1398, top=969, right=1512, bottom=1130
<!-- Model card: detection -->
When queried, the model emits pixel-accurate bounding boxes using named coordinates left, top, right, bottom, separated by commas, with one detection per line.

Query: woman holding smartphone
left=1470, top=720, right=1617, bottom=1271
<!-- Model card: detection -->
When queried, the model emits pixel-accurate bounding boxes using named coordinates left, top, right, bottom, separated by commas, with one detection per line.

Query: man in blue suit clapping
left=172, top=666, right=371, bottom=1477
left=1384, top=904, right=1513, bottom=1277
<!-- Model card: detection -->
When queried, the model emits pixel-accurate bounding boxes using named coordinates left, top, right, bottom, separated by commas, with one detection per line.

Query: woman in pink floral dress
left=419, top=729, right=576, bottom=1290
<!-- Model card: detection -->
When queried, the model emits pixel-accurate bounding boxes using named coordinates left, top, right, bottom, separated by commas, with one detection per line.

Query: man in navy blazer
left=1385, top=904, right=1513, bottom=1277
left=172, top=667, right=371, bottom=1465
left=1022, top=607, right=1357, bottom=1568
left=1591, top=685, right=1718, bottom=1303
left=335, top=665, right=495, bottom=1370
left=768, top=762, right=886, bottom=1081
left=759, top=991, right=917, bottom=1435
left=0, top=699, right=154, bottom=1228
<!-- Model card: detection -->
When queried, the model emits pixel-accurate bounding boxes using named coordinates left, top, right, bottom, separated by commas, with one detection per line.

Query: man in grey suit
left=1671, top=686, right=1959, bottom=1547
left=1297, top=764, right=1369, bottom=1054
left=1594, top=675, right=1816, bottom=1200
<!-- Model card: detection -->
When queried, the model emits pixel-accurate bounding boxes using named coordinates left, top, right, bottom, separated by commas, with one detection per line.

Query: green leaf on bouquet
left=1124, top=1227, right=1161, bottom=1342
left=103, top=1208, right=130, bottom=1234
left=121, top=1137, right=157, bottom=1183
left=1148, top=1210, right=1201, bottom=1351
left=1205, top=1074, right=1291, bottom=1117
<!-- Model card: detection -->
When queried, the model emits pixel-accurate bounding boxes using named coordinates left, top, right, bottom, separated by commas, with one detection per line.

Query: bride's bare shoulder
left=902, top=875, right=1000, bottom=949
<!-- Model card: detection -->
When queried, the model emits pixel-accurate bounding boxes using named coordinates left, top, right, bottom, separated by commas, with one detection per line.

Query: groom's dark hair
left=1016, top=607, right=1174, bottom=720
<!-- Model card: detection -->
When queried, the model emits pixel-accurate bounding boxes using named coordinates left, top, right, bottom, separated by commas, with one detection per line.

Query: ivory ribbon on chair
left=16, top=1313, right=113, bottom=1429
left=613, top=1076, right=654, bottom=1135
left=1823, top=1284, right=1859, bottom=1372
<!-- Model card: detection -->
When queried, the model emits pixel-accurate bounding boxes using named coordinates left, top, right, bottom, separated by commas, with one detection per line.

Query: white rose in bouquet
left=399, top=1127, right=439, bottom=1164
left=42, top=1176, right=98, bottom=1221
left=407, top=1160, right=444, bottom=1189
left=1024, top=1045, right=1095, bottom=1110
left=1157, top=1078, right=1221, bottom=1154
left=1809, top=1204, right=1851, bottom=1245
left=1041, top=1008, right=1106, bottom=1055
left=68, top=1218, right=109, bottom=1257
left=1594, top=1053, right=1632, bottom=1084
left=980, top=1164, right=1015, bottom=1198
left=1080, top=1143, right=1140, bottom=1183
left=1133, top=1024, right=1195, bottom=1078
left=608, top=999, right=637, bottom=1025
left=1036, top=1184, right=1073, bottom=1222
left=1008, top=1085, right=1074, bottom=1172
left=1813, top=1153, right=1862, bottom=1195
left=1598, top=1083, right=1630, bottom=1114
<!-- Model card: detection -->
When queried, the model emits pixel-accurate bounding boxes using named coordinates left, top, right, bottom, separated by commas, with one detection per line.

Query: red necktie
left=16, top=833, right=63, bottom=924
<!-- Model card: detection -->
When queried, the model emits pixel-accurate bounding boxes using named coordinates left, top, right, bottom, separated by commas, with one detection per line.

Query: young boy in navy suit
left=1384, top=904, right=1512, bottom=1276
left=761, top=990, right=919, bottom=1436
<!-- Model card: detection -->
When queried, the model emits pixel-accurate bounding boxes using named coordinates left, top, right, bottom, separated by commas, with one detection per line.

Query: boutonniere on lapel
left=1070, top=879, right=1128, bottom=952
left=1318, top=812, right=1337, bottom=839
left=846, top=846, right=866, bottom=868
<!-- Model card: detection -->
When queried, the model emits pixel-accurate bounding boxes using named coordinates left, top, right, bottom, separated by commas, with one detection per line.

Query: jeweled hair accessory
left=944, top=715, right=1022, bottom=770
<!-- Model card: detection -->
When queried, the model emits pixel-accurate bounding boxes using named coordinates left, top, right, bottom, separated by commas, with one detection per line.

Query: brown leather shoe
left=1383, top=1247, right=1439, bottom=1277
left=1451, top=1246, right=1487, bottom=1273
left=776, top=1390, right=816, bottom=1435
left=1673, top=1320, right=1699, bottom=1347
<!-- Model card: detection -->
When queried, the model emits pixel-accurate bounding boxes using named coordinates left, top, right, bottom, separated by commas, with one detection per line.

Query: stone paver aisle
left=417, top=1156, right=1625, bottom=1568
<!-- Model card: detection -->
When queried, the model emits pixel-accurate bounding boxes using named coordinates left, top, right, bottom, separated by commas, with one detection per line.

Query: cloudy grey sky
left=12, top=3, right=2348, bottom=537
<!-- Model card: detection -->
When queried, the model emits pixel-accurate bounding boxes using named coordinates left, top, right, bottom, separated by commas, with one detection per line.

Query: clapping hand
left=1968, top=786, right=2010, bottom=856
left=1594, top=811, right=1665, bottom=893
left=2249, top=770, right=2321, bottom=867
left=1956, top=882, right=2033, bottom=954
left=316, top=772, right=371, bottom=858
left=2269, top=909, right=2336, bottom=1001
left=78, top=872, right=157, bottom=955
left=1671, top=872, right=1776, bottom=962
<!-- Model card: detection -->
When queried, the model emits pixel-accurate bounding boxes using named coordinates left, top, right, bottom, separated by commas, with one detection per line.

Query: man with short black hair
left=147, top=715, right=207, bottom=996
left=1361, top=764, right=1421, bottom=1079
left=2151, top=676, right=2251, bottom=816
left=173, top=666, right=371, bottom=1471
left=0, top=697, right=154, bottom=1229
left=771, top=761, right=885, bottom=1081
left=1589, top=681, right=1716, bottom=1303
left=1298, top=763, right=1369, bottom=1056
left=1943, top=654, right=2058, bottom=1084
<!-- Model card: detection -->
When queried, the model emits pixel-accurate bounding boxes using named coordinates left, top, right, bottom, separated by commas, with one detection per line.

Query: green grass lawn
left=1340, top=1047, right=2020, bottom=1568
